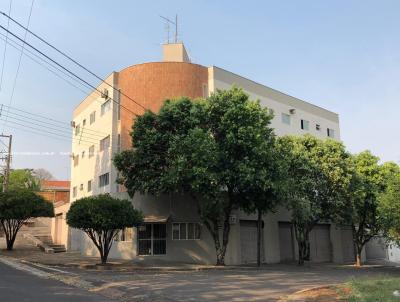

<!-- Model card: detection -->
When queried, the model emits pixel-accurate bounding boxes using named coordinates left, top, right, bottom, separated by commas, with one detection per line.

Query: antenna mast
left=160, top=14, right=178, bottom=44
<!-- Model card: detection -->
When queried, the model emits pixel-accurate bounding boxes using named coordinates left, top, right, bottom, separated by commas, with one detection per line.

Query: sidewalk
left=0, top=247, right=227, bottom=272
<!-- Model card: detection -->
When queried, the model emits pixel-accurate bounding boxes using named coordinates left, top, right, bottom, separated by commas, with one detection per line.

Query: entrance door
left=341, top=227, right=356, bottom=263
left=138, top=224, right=166, bottom=256
left=54, top=214, right=63, bottom=244
left=240, top=220, right=258, bottom=264
left=310, top=224, right=332, bottom=262
left=279, top=222, right=295, bottom=262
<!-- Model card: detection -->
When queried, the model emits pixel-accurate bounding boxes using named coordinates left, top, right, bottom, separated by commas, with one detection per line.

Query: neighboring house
left=70, top=42, right=354, bottom=265
left=38, top=180, right=70, bottom=246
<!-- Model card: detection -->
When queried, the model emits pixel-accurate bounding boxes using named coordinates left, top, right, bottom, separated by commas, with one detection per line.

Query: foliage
left=115, top=87, right=278, bottom=265
left=66, top=194, right=143, bottom=264
left=343, top=151, right=390, bottom=266
left=0, top=190, right=54, bottom=250
left=32, top=169, right=55, bottom=181
left=0, top=169, right=41, bottom=191
left=276, top=135, right=352, bottom=264
left=378, top=167, right=400, bottom=244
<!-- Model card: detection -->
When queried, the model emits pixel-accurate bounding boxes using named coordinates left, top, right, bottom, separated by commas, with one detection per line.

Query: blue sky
left=0, top=0, right=399, bottom=179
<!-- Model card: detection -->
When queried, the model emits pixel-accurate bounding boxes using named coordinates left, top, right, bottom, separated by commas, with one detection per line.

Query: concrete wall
left=209, top=66, right=340, bottom=140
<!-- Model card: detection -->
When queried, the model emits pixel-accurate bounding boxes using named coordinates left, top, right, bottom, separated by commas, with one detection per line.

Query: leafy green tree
left=0, top=169, right=41, bottom=191
left=378, top=171, right=400, bottom=244
left=277, top=135, right=352, bottom=265
left=343, top=151, right=390, bottom=266
left=66, top=194, right=143, bottom=264
left=0, top=190, right=54, bottom=250
left=115, top=87, right=277, bottom=265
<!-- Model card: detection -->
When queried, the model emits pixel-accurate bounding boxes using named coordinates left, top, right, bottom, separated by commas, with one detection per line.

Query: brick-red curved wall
left=118, top=62, right=208, bottom=150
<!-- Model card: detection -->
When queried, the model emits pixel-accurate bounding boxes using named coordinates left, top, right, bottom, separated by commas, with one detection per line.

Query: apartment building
left=69, top=43, right=354, bottom=265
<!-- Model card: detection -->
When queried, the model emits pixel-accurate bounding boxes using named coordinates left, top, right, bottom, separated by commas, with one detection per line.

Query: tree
left=115, top=87, right=277, bottom=265
left=0, top=169, right=40, bottom=191
left=33, top=169, right=55, bottom=182
left=66, top=194, right=143, bottom=264
left=277, top=135, right=352, bottom=265
left=239, top=139, right=286, bottom=267
left=378, top=170, right=400, bottom=245
left=0, top=190, right=54, bottom=250
left=343, top=151, right=389, bottom=267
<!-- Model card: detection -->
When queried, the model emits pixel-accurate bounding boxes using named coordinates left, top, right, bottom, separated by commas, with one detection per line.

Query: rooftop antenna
left=160, top=14, right=178, bottom=44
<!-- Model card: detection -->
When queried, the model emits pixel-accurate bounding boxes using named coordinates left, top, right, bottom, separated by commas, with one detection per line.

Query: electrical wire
left=0, top=1, right=12, bottom=91
left=0, top=24, right=142, bottom=119
left=0, top=10, right=147, bottom=112
left=4, top=0, right=35, bottom=125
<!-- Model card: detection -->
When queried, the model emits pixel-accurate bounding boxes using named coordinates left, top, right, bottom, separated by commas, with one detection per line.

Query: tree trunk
left=294, top=223, right=311, bottom=266
left=355, top=245, right=363, bottom=267
left=6, top=237, right=15, bottom=251
left=257, top=209, right=262, bottom=267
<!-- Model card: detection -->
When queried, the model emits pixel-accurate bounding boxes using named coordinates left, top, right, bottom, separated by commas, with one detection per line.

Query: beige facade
left=69, top=43, right=354, bottom=265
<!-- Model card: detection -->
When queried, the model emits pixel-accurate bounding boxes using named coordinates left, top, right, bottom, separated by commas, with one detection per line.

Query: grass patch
left=345, top=277, right=400, bottom=302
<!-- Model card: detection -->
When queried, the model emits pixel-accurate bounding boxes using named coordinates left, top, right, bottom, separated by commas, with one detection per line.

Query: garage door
left=240, top=220, right=258, bottom=264
left=341, top=227, right=355, bottom=263
left=279, top=222, right=295, bottom=262
left=366, top=237, right=388, bottom=260
left=310, top=224, right=331, bottom=262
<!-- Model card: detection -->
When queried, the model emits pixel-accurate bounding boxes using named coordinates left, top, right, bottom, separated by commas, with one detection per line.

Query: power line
left=0, top=10, right=147, bottom=112
left=0, top=23, right=143, bottom=119
left=4, top=0, right=35, bottom=127
left=0, top=0, right=12, bottom=91
left=0, top=32, right=92, bottom=95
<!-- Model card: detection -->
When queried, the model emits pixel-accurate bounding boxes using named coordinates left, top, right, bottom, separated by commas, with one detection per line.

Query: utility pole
left=0, top=134, right=12, bottom=192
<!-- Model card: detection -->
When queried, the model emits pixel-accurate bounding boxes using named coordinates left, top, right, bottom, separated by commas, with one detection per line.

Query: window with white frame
left=82, top=119, right=86, bottom=127
left=327, top=128, right=335, bottom=138
left=72, top=186, right=77, bottom=198
left=281, top=113, right=290, bottom=125
left=101, top=99, right=111, bottom=116
left=114, top=228, right=133, bottom=242
left=100, top=135, right=110, bottom=151
left=73, top=154, right=79, bottom=167
left=90, top=111, right=96, bottom=124
left=89, top=145, right=95, bottom=158
left=301, top=119, right=309, bottom=131
left=75, top=124, right=80, bottom=136
left=87, top=180, right=92, bottom=192
left=172, top=222, right=201, bottom=240
left=99, top=173, right=109, bottom=187
left=79, top=183, right=84, bottom=191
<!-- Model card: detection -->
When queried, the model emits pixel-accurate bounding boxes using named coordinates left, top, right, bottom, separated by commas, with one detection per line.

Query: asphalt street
left=0, top=261, right=116, bottom=302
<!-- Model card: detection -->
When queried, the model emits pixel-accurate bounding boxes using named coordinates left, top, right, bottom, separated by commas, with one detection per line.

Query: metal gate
left=310, top=224, right=332, bottom=262
left=279, top=222, right=295, bottom=262
left=240, top=220, right=259, bottom=264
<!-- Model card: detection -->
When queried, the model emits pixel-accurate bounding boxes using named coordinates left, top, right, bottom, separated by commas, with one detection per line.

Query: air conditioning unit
left=101, top=88, right=109, bottom=99
left=289, top=109, right=296, bottom=114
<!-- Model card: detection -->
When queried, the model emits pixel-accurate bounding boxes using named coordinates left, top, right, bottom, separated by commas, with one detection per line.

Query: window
left=281, top=113, right=290, bottom=125
left=87, top=180, right=92, bottom=192
left=81, top=151, right=85, bottom=158
left=72, top=186, right=77, bottom=198
left=301, top=119, right=309, bottom=131
left=202, top=84, right=208, bottom=98
left=75, top=124, right=80, bottom=136
left=327, top=128, right=335, bottom=138
left=89, top=145, right=95, bottom=158
left=316, top=124, right=321, bottom=131
left=82, top=119, right=86, bottom=127
left=99, top=173, right=109, bottom=187
left=73, top=154, right=79, bottom=167
left=172, top=223, right=201, bottom=240
left=90, top=111, right=96, bottom=124
left=117, top=134, right=121, bottom=153
left=115, top=228, right=133, bottom=242
left=80, top=183, right=84, bottom=191
left=138, top=224, right=166, bottom=255
left=101, top=99, right=111, bottom=116
left=100, top=135, right=110, bottom=151
left=268, top=108, right=274, bottom=117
